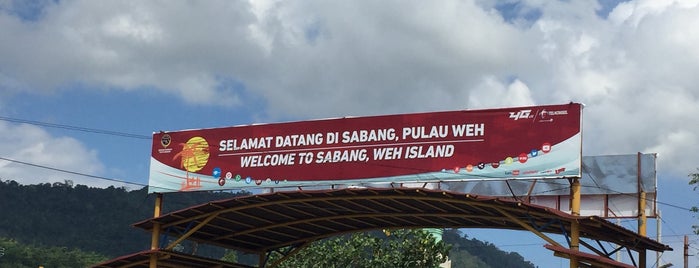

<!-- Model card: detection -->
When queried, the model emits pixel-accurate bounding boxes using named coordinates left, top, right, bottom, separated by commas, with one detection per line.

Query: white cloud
left=508, top=0, right=699, bottom=178
left=0, top=0, right=698, bottom=179
left=0, top=0, right=261, bottom=104
left=0, top=121, right=113, bottom=187
left=1, top=1, right=698, bottom=265
left=646, top=130, right=698, bottom=177
left=468, top=77, right=535, bottom=109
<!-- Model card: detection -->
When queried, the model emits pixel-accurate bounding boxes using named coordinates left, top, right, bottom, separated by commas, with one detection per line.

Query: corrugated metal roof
left=133, top=187, right=671, bottom=254
left=91, top=249, right=255, bottom=268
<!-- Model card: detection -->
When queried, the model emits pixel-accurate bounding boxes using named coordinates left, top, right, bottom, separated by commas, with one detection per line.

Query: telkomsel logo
left=509, top=109, right=532, bottom=120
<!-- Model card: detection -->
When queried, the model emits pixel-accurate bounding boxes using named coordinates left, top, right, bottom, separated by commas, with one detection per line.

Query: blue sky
left=1, top=0, right=699, bottom=266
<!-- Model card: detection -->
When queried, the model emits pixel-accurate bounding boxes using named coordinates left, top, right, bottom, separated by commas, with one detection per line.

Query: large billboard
left=148, top=103, right=582, bottom=193
left=441, top=153, right=657, bottom=218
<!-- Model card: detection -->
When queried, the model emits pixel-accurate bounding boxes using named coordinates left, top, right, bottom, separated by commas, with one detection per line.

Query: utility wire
left=0, top=116, right=153, bottom=188
left=0, top=156, right=147, bottom=187
left=0, top=115, right=151, bottom=139
left=2, top=114, right=697, bottom=214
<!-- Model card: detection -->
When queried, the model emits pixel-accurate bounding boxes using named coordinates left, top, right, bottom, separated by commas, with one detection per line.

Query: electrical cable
left=0, top=115, right=151, bottom=139
left=2, top=116, right=697, bottom=223
left=0, top=156, right=147, bottom=187
left=0, top=115, right=154, bottom=188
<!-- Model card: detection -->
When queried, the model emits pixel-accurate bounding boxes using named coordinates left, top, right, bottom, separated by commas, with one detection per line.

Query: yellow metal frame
left=135, top=185, right=664, bottom=268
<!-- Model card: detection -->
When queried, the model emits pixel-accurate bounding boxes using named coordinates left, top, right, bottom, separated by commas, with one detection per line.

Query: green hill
left=0, top=180, right=534, bottom=267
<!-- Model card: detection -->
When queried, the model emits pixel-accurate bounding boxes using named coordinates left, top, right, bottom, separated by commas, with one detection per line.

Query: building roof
left=133, top=187, right=671, bottom=254
left=544, top=244, right=636, bottom=268
left=91, top=249, right=255, bottom=268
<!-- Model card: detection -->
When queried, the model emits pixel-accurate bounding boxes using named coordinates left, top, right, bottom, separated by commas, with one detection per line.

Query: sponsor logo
left=158, top=134, right=173, bottom=153
left=542, top=143, right=551, bottom=153
left=537, top=109, right=569, bottom=122
left=555, top=167, right=566, bottom=174
left=509, top=109, right=532, bottom=120
left=161, top=134, right=172, bottom=148
left=518, top=153, right=528, bottom=163
left=504, top=157, right=514, bottom=164
left=212, top=167, right=221, bottom=179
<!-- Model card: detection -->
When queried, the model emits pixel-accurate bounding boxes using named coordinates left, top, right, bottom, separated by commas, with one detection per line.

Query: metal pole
left=638, top=152, right=647, bottom=237
left=150, top=193, right=163, bottom=268
left=685, top=235, right=689, bottom=268
left=570, top=177, right=581, bottom=268
left=657, top=210, right=662, bottom=267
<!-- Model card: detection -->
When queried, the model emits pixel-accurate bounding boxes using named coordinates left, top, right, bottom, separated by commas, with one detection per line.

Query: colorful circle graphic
left=466, top=164, right=474, bottom=172
left=518, top=153, right=528, bottom=163
left=176, top=136, right=210, bottom=172
left=542, top=142, right=552, bottom=153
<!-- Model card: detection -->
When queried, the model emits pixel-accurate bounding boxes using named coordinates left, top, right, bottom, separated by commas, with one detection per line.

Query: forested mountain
left=0, top=180, right=534, bottom=267
left=0, top=179, right=244, bottom=257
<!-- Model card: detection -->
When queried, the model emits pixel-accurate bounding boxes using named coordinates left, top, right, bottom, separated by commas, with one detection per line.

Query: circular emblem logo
left=161, top=134, right=172, bottom=148
left=176, top=136, right=210, bottom=172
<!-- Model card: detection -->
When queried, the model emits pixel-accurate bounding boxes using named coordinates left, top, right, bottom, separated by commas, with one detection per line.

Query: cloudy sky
left=1, top=0, right=698, bottom=266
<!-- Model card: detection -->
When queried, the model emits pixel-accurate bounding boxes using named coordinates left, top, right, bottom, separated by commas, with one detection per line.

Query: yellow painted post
left=638, top=190, right=647, bottom=268
left=637, top=152, right=648, bottom=267
left=637, top=152, right=647, bottom=238
left=570, top=177, right=581, bottom=268
left=638, top=191, right=647, bottom=236
left=150, top=193, right=163, bottom=268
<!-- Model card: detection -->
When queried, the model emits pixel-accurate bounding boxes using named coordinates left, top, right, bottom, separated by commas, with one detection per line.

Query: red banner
left=149, top=103, right=582, bottom=193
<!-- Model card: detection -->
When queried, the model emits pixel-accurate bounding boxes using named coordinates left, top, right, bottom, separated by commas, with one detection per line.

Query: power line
left=0, top=156, right=147, bottom=187
left=0, top=115, right=151, bottom=139
left=1, top=115, right=697, bottom=214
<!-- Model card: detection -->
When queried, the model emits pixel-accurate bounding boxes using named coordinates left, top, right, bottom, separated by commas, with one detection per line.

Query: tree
left=0, top=237, right=107, bottom=268
left=690, top=170, right=699, bottom=234
left=267, top=229, right=450, bottom=268
left=443, top=229, right=535, bottom=268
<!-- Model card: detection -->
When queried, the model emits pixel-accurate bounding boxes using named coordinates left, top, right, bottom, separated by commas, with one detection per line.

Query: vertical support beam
left=569, top=177, right=581, bottom=268
left=685, top=235, right=689, bottom=268
left=638, top=152, right=647, bottom=237
left=260, top=252, right=267, bottom=268
left=638, top=191, right=647, bottom=236
left=656, top=210, right=662, bottom=266
left=149, top=193, right=163, bottom=268
left=639, top=249, right=647, bottom=268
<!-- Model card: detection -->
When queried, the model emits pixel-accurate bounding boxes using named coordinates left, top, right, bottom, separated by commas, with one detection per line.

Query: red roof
left=544, top=244, right=636, bottom=268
